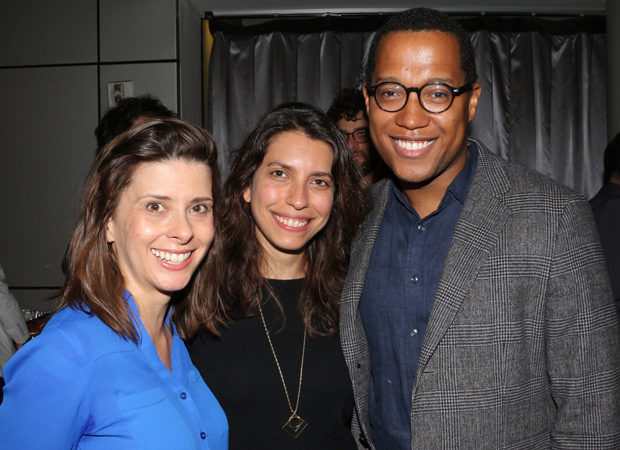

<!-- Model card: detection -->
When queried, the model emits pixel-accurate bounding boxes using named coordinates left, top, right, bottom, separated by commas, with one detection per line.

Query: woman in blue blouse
left=0, top=119, right=228, bottom=450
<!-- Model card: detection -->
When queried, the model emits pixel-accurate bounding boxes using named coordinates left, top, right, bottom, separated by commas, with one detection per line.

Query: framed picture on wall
left=107, top=81, right=134, bottom=108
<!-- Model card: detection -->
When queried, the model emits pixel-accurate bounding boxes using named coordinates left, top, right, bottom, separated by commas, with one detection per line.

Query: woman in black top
left=187, top=103, right=367, bottom=449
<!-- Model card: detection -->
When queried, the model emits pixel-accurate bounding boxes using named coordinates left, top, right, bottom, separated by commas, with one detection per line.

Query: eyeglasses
left=367, top=82, right=473, bottom=114
left=340, top=128, right=370, bottom=143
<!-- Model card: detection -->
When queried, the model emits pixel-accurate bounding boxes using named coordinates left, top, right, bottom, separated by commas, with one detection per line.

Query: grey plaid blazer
left=340, top=139, right=620, bottom=449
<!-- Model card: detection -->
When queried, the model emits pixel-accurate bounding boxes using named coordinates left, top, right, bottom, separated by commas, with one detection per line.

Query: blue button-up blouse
left=0, top=292, right=228, bottom=450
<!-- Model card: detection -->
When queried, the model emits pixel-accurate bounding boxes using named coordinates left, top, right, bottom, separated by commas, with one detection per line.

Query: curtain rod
left=205, top=8, right=603, bottom=19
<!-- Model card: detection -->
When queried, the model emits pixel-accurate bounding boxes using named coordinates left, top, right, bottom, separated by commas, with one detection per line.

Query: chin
left=390, top=166, right=428, bottom=184
left=155, top=277, right=194, bottom=294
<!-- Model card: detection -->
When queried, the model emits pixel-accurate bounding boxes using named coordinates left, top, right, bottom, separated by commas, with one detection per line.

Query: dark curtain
left=207, top=16, right=606, bottom=199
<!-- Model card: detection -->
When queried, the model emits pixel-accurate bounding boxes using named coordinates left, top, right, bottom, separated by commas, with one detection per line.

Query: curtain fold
left=207, top=19, right=606, bottom=198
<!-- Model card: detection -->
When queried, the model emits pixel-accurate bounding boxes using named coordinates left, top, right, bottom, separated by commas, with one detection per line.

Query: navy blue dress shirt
left=360, top=144, right=478, bottom=449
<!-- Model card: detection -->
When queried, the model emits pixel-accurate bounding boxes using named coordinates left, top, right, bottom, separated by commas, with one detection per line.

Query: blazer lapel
left=415, top=141, right=512, bottom=386
left=341, top=178, right=391, bottom=362
left=342, top=178, right=391, bottom=310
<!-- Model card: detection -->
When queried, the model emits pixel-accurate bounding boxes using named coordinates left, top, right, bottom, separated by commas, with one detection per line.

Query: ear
left=467, top=82, right=482, bottom=123
left=105, top=218, right=115, bottom=243
left=363, top=84, right=371, bottom=116
left=243, top=186, right=252, bottom=203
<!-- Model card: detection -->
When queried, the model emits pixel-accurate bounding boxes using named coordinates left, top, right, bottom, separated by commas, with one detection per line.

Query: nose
left=286, top=181, right=310, bottom=210
left=394, top=92, right=430, bottom=130
left=168, top=211, right=194, bottom=244
left=347, top=134, right=359, bottom=150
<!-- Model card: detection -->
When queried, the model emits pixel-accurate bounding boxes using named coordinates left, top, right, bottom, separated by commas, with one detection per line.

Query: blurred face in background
left=336, top=111, right=380, bottom=177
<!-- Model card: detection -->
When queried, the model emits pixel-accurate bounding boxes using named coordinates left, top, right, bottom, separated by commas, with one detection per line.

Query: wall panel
left=99, top=63, right=178, bottom=117
left=100, top=0, right=177, bottom=62
left=0, top=66, right=98, bottom=288
left=0, top=0, right=97, bottom=67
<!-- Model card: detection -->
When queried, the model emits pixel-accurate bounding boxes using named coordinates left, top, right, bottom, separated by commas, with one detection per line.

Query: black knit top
left=187, top=279, right=357, bottom=450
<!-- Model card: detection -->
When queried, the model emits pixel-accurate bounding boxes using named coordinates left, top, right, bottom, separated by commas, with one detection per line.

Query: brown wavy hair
left=196, top=103, right=369, bottom=338
left=58, top=118, right=221, bottom=343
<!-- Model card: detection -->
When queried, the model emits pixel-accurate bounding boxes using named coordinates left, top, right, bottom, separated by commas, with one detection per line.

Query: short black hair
left=365, top=7, right=477, bottom=86
left=604, top=132, right=620, bottom=183
left=95, top=94, right=176, bottom=151
left=326, top=87, right=367, bottom=123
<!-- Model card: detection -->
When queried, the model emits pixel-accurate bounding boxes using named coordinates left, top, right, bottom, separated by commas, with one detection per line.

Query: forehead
left=373, top=30, right=464, bottom=84
left=124, top=160, right=211, bottom=194
left=336, top=112, right=368, bottom=130
left=263, top=131, right=334, bottom=168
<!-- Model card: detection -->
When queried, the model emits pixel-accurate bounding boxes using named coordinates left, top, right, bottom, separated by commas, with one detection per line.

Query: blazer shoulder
left=473, top=139, right=586, bottom=209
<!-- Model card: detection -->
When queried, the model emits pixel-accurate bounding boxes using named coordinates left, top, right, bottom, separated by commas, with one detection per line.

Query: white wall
left=0, top=0, right=202, bottom=310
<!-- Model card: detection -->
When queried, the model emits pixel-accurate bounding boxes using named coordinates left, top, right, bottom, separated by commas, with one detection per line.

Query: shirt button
left=200, top=432, right=207, bottom=440
left=180, top=392, right=187, bottom=400
left=410, top=329, right=418, bottom=337
left=411, top=275, right=419, bottom=283
left=417, top=224, right=425, bottom=232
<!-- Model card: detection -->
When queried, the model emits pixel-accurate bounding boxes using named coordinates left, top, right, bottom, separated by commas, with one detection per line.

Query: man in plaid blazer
left=340, top=7, right=620, bottom=449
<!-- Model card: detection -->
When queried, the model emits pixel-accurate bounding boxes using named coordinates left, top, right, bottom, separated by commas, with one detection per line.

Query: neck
left=400, top=182, right=447, bottom=219
left=261, top=250, right=305, bottom=280
left=135, top=299, right=170, bottom=338
left=129, top=287, right=171, bottom=334
left=131, top=291, right=173, bottom=371
left=400, top=146, right=469, bottom=219
left=609, top=176, right=620, bottom=186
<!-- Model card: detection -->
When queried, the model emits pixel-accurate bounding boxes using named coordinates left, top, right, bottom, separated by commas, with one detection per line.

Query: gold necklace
left=258, top=302, right=308, bottom=438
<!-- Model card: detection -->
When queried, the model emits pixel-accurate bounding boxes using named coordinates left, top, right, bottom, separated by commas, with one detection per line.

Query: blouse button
left=200, top=432, right=207, bottom=440
left=180, top=392, right=187, bottom=400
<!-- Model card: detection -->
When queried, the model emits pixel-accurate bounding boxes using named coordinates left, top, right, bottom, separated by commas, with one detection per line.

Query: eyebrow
left=267, top=162, right=334, bottom=181
left=313, top=171, right=334, bottom=181
left=374, top=76, right=457, bottom=86
left=137, top=194, right=213, bottom=203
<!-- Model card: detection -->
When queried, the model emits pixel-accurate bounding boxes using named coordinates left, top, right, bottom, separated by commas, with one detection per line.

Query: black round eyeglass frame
left=367, top=82, right=473, bottom=114
left=340, top=129, right=370, bottom=143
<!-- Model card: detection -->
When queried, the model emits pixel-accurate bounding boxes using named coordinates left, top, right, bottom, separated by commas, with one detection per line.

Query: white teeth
left=150, top=249, right=191, bottom=264
left=395, top=139, right=435, bottom=151
left=274, top=214, right=309, bottom=228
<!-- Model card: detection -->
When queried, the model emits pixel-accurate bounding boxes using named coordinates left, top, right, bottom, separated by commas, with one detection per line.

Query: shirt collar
left=447, top=142, right=478, bottom=204
left=123, top=290, right=176, bottom=337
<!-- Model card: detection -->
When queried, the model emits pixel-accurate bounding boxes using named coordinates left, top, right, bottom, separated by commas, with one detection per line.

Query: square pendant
left=282, top=413, right=308, bottom=438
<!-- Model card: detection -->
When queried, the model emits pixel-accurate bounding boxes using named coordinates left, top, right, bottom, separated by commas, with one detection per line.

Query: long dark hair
left=59, top=118, right=221, bottom=342
left=198, top=103, right=368, bottom=338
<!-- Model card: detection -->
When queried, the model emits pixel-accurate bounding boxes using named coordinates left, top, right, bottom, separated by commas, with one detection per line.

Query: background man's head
left=604, top=132, right=620, bottom=184
left=95, top=94, right=176, bottom=152
left=327, top=87, right=380, bottom=181
left=363, top=8, right=480, bottom=193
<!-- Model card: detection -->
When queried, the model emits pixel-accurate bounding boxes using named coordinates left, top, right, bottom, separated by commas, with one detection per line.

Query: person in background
left=327, top=88, right=384, bottom=187
left=0, top=119, right=228, bottom=449
left=590, top=132, right=620, bottom=318
left=340, top=7, right=620, bottom=449
left=0, top=262, right=29, bottom=405
left=95, top=94, right=176, bottom=152
left=187, top=103, right=367, bottom=449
